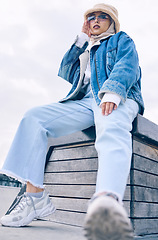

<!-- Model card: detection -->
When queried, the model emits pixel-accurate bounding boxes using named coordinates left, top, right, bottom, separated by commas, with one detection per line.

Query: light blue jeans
left=1, top=88, right=139, bottom=200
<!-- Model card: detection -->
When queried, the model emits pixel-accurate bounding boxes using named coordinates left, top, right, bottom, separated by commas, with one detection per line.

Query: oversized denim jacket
left=58, top=31, right=144, bottom=114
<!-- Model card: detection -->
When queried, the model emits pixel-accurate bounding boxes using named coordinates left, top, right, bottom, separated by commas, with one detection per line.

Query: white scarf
left=90, top=22, right=115, bottom=46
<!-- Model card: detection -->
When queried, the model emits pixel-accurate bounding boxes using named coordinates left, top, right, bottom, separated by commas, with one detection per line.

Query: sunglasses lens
left=87, top=15, right=95, bottom=22
left=98, top=14, right=108, bottom=20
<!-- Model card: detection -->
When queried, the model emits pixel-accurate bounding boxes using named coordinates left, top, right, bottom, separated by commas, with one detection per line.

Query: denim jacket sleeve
left=99, top=32, right=140, bottom=102
left=58, top=36, right=89, bottom=84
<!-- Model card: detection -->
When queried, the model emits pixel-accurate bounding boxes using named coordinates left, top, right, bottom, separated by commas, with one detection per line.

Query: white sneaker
left=0, top=190, right=56, bottom=227
left=84, top=195, right=133, bottom=240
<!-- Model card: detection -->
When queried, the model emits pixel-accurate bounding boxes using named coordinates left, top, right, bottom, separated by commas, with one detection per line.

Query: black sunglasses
left=87, top=14, right=109, bottom=22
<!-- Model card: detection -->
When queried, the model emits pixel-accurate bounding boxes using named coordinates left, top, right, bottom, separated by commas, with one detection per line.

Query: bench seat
left=43, top=114, right=158, bottom=238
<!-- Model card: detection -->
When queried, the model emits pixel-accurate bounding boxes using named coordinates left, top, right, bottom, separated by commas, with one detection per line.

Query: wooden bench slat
left=45, top=210, right=85, bottom=227
left=133, top=186, right=158, bottom=202
left=45, top=184, right=131, bottom=201
left=132, top=170, right=158, bottom=188
left=46, top=184, right=96, bottom=199
left=45, top=158, right=98, bottom=173
left=44, top=172, right=97, bottom=185
left=133, top=140, right=158, bottom=162
left=132, top=155, right=158, bottom=175
left=50, top=144, right=97, bottom=161
left=132, top=219, right=158, bottom=236
left=132, top=202, right=158, bottom=218
left=133, top=114, right=158, bottom=144
left=50, top=197, right=88, bottom=213
left=44, top=172, right=130, bottom=185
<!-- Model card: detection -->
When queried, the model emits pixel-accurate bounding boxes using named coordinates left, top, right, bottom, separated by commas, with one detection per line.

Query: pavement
left=0, top=186, right=158, bottom=240
left=0, top=186, right=20, bottom=218
left=0, top=220, right=86, bottom=240
left=1, top=219, right=158, bottom=240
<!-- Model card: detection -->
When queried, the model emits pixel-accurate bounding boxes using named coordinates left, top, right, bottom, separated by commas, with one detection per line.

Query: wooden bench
left=44, top=114, right=158, bottom=239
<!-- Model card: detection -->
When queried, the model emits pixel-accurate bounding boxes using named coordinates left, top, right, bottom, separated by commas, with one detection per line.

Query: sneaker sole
left=1, top=202, right=56, bottom=227
left=84, top=197, right=133, bottom=240
left=1, top=211, right=37, bottom=227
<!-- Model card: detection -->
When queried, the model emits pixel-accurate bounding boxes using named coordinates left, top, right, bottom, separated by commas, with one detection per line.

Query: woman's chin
left=91, top=28, right=105, bottom=35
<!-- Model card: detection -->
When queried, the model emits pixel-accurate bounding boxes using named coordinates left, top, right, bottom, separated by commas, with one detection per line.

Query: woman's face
left=87, top=11, right=111, bottom=35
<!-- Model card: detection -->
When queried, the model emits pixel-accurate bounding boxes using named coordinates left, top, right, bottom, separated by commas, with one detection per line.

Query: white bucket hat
left=84, top=3, right=120, bottom=33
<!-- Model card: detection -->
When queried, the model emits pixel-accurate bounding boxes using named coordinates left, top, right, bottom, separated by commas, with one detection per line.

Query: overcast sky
left=0, top=0, right=158, bottom=168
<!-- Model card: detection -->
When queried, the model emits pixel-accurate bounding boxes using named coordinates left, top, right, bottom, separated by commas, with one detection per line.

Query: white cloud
left=10, top=78, right=48, bottom=96
left=0, top=0, right=158, bottom=169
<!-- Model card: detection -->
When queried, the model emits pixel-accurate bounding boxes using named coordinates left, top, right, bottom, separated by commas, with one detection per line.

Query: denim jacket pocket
left=106, top=49, right=117, bottom=73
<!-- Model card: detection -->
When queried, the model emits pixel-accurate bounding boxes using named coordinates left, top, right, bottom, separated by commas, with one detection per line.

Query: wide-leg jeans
left=1, top=89, right=139, bottom=200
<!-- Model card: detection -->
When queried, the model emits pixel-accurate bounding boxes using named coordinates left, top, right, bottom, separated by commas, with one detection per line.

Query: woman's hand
left=101, top=102, right=117, bottom=116
left=82, top=20, right=91, bottom=37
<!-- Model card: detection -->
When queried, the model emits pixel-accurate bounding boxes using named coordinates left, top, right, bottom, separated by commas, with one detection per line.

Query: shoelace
left=8, top=193, right=37, bottom=214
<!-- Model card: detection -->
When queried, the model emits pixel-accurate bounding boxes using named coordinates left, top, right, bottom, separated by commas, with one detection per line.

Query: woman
left=1, top=3, right=144, bottom=240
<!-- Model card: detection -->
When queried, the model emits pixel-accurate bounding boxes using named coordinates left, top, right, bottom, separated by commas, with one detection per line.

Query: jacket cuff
left=100, top=92, right=121, bottom=107
left=99, top=80, right=127, bottom=103
left=75, top=32, right=90, bottom=48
